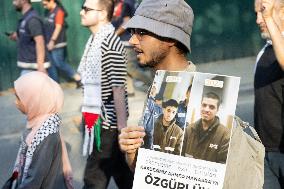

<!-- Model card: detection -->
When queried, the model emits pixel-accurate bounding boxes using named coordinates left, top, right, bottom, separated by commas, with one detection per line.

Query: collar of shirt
left=255, top=32, right=284, bottom=73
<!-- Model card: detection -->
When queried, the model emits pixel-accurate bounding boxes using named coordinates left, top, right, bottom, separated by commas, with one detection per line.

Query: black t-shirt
left=254, top=45, right=284, bottom=152
left=27, top=17, right=44, bottom=37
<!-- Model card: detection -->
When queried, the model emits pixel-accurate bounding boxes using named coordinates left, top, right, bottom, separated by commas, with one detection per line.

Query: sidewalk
left=197, top=56, right=255, bottom=92
left=0, top=56, right=256, bottom=188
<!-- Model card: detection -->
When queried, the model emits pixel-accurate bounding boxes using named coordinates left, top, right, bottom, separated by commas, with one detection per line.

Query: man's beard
left=142, top=61, right=158, bottom=68
left=15, top=6, right=22, bottom=12
left=144, top=48, right=168, bottom=68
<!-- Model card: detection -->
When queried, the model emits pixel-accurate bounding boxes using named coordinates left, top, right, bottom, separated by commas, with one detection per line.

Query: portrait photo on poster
left=134, top=71, right=240, bottom=189
left=181, top=73, right=240, bottom=164
left=141, top=70, right=194, bottom=155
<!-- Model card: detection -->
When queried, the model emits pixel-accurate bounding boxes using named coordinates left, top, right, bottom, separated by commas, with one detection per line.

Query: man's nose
left=129, top=34, right=139, bottom=45
left=256, top=12, right=263, bottom=25
left=79, top=9, right=84, bottom=16
left=204, top=105, right=210, bottom=111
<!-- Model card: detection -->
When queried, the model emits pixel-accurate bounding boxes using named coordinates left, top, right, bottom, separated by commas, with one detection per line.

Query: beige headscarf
left=14, top=71, right=64, bottom=145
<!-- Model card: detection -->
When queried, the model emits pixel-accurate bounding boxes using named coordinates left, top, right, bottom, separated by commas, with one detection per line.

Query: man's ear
left=168, top=41, right=176, bottom=47
left=99, top=10, right=108, bottom=21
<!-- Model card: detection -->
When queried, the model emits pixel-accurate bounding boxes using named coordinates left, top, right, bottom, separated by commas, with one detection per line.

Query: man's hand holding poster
left=133, top=71, right=240, bottom=189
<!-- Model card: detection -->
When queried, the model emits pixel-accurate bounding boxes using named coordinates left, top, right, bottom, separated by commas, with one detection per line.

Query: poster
left=133, top=71, right=240, bottom=189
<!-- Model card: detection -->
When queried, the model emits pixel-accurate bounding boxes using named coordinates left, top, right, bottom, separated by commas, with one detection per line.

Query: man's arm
left=113, top=86, right=127, bottom=131
left=47, top=24, right=62, bottom=50
left=47, top=9, right=65, bottom=50
left=27, top=18, right=47, bottom=73
left=262, top=0, right=284, bottom=70
left=60, top=134, right=74, bottom=189
left=34, top=35, right=47, bottom=73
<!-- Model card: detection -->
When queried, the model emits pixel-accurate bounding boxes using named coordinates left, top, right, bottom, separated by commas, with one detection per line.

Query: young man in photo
left=182, top=92, right=230, bottom=164
left=153, top=99, right=183, bottom=155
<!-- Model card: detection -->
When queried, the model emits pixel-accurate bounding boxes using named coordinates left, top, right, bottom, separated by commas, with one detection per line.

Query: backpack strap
left=233, top=116, right=262, bottom=144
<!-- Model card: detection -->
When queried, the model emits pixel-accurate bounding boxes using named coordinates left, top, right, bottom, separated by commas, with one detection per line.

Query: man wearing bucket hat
left=118, top=0, right=196, bottom=170
left=119, top=1, right=265, bottom=188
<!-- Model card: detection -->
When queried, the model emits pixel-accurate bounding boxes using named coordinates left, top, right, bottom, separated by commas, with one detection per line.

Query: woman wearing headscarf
left=5, top=71, right=73, bottom=189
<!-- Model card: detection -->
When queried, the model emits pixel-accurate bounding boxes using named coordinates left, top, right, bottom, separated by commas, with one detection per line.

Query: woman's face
left=42, top=0, right=54, bottom=10
left=14, top=94, right=26, bottom=114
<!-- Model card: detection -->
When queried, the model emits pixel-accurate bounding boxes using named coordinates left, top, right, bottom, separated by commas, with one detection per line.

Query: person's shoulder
left=27, top=17, right=44, bottom=34
left=28, top=15, right=41, bottom=22
left=184, top=122, right=193, bottom=131
left=216, top=123, right=231, bottom=137
left=56, top=7, right=65, bottom=15
left=28, top=16, right=43, bottom=27
left=175, top=124, right=184, bottom=136
left=34, top=132, right=60, bottom=153
left=185, top=119, right=200, bottom=132
left=104, top=31, right=120, bottom=42
left=124, top=0, right=136, bottom=6
left=43, top=132, right=60, bottom=143
left=103, top=31, right=125, bottom=52
left=56, top=5, right=64, bottom=11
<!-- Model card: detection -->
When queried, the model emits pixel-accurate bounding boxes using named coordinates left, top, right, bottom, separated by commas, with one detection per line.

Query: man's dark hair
left=156, top=36, right=189, bottom=55
left=176, top=41, right=189, bottom=55
left=202, top=92, right=221, bottom=108
left=162, top=99, right=179, bottom=108
left=43, top=0, right=68, bottom=17
left=99, top=0, right=115, bottom=21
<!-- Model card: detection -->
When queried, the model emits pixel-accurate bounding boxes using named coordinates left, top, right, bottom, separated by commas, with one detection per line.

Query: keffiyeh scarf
left=13, top=114, right=61, bottom=183
left=78, top=23, right=115, bottom=114
left=78, top=23, right=114, bottom=156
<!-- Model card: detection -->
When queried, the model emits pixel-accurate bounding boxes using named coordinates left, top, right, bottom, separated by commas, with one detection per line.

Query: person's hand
left=37, top=65, right=47, bottom=74
left=261, top=0, right=275, bottom=20
left=9, top=32, right=17, bottom=41
left=119, top=125, right=145, bottom=154
left=47, top=40, right=55, bottom=51
left=63, top=167, right=74, bottom=189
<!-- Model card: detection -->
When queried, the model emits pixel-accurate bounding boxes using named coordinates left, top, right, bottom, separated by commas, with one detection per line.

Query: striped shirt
left=101, top=32, right=128, bottom=128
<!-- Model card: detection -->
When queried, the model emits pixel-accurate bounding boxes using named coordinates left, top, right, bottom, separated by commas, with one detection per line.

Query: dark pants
left=83, top=129, right=134, bottom=189
left=263, top=151, right=284, bottom=189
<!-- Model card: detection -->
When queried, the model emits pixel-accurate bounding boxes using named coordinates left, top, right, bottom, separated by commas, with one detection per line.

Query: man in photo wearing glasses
left=78, top=0, right=133, bottom=188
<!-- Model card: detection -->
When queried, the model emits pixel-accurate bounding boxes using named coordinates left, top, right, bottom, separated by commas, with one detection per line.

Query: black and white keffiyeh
left=21, top=114, right=61, bottom=182
left=77, top=23, right=115, bottom=114
left=77, top=23, right=114, bottom=156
